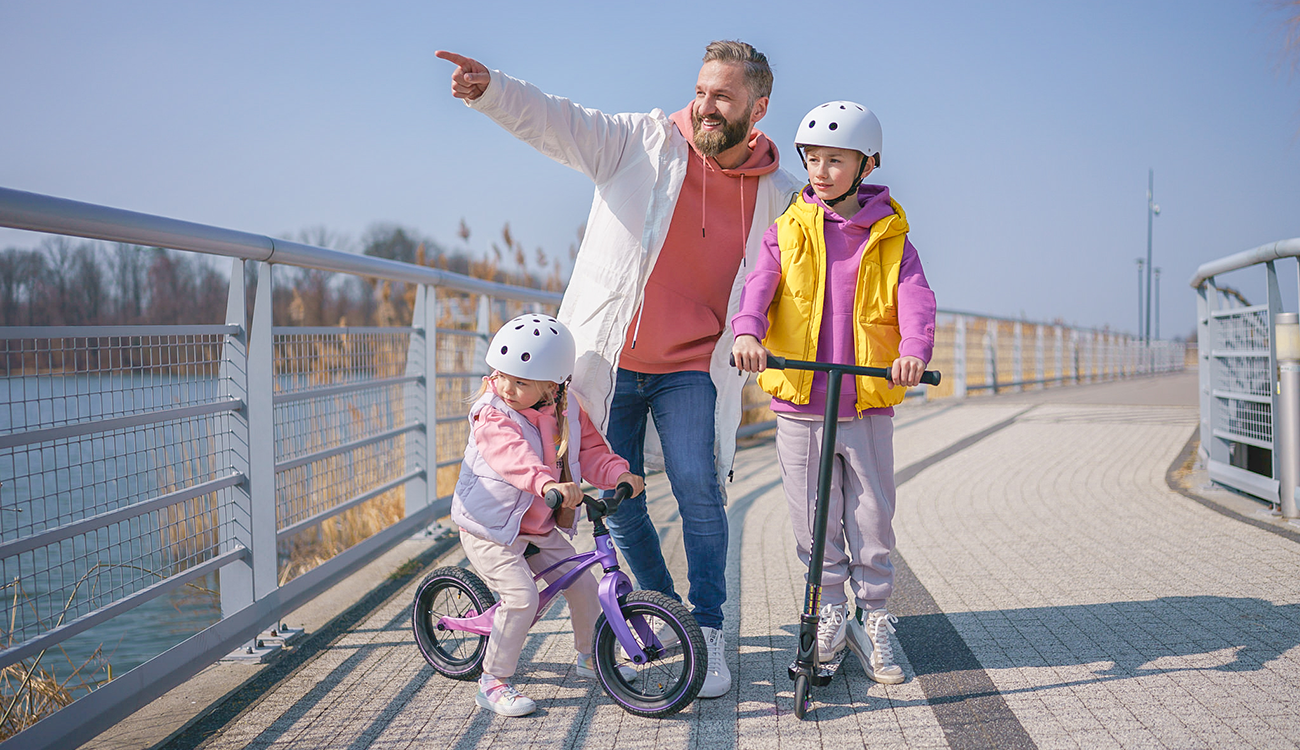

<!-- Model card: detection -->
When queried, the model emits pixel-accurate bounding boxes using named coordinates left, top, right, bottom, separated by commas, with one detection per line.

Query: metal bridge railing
left=0, top=187, right=561, bottom=749
left=1190, top=237, right=1300, bottom=517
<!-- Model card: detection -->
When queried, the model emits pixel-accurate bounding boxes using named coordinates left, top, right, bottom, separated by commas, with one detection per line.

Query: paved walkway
left=145, top=372, right=1300, bottom=749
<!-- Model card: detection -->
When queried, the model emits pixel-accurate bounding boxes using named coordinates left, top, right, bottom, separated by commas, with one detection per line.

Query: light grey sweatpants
left=776, top=413, right=896, bottom=611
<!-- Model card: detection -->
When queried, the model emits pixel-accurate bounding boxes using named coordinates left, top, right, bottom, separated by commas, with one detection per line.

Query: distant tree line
left=0, top=220, right=578, bottom=328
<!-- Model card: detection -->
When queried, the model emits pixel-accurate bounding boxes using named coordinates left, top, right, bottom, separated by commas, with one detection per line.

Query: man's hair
left=702, top=40, right=773, bottom=102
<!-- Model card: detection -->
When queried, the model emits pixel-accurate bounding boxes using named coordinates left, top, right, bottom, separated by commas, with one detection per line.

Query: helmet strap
left=825, top=152, right=871, bottom=208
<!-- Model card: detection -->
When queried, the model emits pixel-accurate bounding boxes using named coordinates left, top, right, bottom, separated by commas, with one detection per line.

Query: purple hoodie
left=731, top=183, right=937, bottom=418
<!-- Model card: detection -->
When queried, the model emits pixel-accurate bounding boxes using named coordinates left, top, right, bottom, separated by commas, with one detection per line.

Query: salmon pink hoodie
left=618, top=106, right=782, bottom=374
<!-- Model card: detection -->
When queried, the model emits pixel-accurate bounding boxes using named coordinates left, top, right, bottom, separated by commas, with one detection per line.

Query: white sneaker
left=575, top=653, right=638, bottom=682
left=846, top=608, right=904, bottom=684
left=817, top=603, right=849, bottom=663
left=698, top=626, right=732, bottom=698
left=475, top=681, right=536, bottom=717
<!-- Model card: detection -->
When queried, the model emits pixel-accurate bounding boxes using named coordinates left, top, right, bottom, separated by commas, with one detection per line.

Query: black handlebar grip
left=921, top=370, right=941, bottom=386
left=545, top=488, right=564, bottom=510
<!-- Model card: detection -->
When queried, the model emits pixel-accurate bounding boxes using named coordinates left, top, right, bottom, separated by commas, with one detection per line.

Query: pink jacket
left=451, top=379, right=630, bottom=544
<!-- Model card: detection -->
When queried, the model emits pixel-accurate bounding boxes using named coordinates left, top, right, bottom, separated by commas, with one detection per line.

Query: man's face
left=691, top=61, right=764, bottom=158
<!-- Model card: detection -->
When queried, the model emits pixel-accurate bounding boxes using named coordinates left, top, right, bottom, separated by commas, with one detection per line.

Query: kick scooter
left=735, top=354, right=939, bottom=719
left=411, top=482, right=708, bottom=717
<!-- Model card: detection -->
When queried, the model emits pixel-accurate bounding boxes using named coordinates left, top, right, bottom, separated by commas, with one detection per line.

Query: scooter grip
left=727, top=353, right=787, bottom=369
left=921, top=370, right=942, bottom=386
left=544, top=489, right=565, bottom=509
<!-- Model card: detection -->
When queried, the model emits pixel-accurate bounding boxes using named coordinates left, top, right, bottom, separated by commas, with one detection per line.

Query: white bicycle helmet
left=485, top=314, right=575, bottom=384
left=795, top=101, right=882, bottom=165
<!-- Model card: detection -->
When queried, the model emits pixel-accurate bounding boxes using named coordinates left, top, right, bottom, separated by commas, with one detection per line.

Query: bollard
left=1276, top=312, right=1300, bottom=518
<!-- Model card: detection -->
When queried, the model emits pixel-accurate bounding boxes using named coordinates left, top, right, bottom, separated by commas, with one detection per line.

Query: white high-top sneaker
left=846, top=608, right=904, bottom=684
left=698, top=626, right=732, bottom=697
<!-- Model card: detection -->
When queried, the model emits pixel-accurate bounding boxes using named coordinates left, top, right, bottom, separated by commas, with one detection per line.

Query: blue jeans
left=602, top=369, right=728, bottom=629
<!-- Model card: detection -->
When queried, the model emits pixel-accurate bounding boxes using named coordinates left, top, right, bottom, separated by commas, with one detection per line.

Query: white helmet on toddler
left=795, top=101, right=882, bottom=166
left=486, top=313, right=576, bottom=384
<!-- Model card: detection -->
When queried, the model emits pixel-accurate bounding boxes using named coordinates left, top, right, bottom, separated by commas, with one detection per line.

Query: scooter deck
left=788, top=648, right=849, bottom=687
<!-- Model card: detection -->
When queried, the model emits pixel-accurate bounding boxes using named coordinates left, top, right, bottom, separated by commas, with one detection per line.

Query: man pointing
left=437, top=41, right=800, bottom=698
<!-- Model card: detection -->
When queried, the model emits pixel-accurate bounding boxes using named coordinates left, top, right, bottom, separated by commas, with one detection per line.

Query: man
left=436, top=41, right=800, bottom=698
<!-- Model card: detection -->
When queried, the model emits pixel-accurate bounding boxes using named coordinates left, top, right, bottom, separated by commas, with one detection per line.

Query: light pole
left=1153, top=267, right=1161, bottom=340
left=1145, top=169, right=1161, bottom=344
left=1135, top=258, right=1144, bottom=336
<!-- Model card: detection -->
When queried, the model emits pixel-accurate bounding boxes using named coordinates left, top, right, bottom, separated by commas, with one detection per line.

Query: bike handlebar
left=544, top=481, right=636, bottom=519
left=729, top=353, right=941, bottom=387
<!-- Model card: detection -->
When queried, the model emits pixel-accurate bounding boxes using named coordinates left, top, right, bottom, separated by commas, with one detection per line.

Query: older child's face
left=491, top=371, right=555, bottom=411
left=804, top=146, right=870, bottom=204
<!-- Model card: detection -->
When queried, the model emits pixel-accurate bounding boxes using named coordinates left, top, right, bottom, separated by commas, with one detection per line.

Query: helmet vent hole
left=500, top=346, right=508, bottom=355
left=839, top=105, right=846, bottom=109
left=532, top=329, right=540, bottom=336
left=521, top=353, right=531, bottom=362
left=807, top=120, right=815, bottom=128
left=829, top=122, right=838, bottom=130
left=549, top=327, right=558, bottom=334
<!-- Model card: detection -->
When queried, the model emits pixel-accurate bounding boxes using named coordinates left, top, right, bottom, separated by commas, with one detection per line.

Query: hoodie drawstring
left=701, top=149, right=708, bottom=238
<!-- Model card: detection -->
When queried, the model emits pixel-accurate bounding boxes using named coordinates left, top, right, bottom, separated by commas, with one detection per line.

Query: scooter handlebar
left=729, top=353, right=941, bottom=387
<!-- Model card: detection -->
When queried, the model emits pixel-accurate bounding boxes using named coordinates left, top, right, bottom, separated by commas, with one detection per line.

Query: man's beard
left=692, top=106, right=753, bottom=158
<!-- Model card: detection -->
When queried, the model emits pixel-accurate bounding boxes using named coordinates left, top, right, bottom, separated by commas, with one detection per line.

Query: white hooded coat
left=467, top=70, right=801, bottom=495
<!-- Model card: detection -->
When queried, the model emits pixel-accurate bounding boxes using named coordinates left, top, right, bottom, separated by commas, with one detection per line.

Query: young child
left=731, top=102, right=936, bottom=684
left=451, top=314, right=645, bottom=717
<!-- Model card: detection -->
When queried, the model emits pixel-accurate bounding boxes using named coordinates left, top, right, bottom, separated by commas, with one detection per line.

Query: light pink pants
left=775, top=413, right=896, bottom=611
left=459, top=528, right=603, bottom=679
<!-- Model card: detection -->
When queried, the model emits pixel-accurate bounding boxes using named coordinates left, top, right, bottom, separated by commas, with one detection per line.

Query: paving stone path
left=162, top=372, right=1300, bottom=749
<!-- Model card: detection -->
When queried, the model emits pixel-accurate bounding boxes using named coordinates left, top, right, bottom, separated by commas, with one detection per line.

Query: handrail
left=1189, top=237, right=1300, bottom=289
left=0, top=187, right=562, bottom=305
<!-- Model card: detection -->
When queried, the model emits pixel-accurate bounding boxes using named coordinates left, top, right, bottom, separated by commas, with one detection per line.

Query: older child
left=452, top=314, right=644, bottom=716
left=731, top=102, right=936, bottom=684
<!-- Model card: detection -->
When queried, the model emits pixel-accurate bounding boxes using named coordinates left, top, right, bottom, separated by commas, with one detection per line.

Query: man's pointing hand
left=435, top=50, right=490, bottom=101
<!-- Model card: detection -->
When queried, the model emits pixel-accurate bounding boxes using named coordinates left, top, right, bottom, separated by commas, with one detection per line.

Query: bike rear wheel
left=593, top=591, right=705, bottom=717
left=411, top=566, right=494, bottom=680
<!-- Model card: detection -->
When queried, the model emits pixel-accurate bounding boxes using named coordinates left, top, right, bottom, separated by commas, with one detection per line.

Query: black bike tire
left=411, top=566, right=495, bottom=681
left=592, top=591, right=706, bottom=718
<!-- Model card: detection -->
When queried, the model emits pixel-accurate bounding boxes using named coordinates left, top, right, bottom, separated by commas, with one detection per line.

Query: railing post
left=220, top=259, right=253, bottom=621
left=954, top=314, right=967, bottom=399
left=1276, top=312, right=1300, bottom=518
left=1035, top=324, right=1045, bottom=389
left=219, top=260, right=277, bottom=629
left=1013, top=321, right=1023, bottom=392
left=405, top=285, right=438, bottom=519
left=475, top=294, right=491, bottom=373
left=985, top=320, right=998, bottom=395
left=247, top=263, right=278, bottom=605
left=1054, top=326, right=1063, bottom=386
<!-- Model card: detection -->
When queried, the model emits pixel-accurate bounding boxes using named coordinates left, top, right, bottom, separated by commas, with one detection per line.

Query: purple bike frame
left=434, top=533, right=660, bottom=664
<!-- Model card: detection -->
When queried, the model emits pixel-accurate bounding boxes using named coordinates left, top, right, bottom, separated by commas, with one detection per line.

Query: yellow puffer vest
left=756, top=192, right=909, bottom=412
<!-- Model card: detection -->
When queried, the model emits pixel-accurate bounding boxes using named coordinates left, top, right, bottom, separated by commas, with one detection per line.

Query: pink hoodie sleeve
left=574, top=407, right=631, bottom=490
left=730, top=223, right=784, bottom=341
left=897, top=238, right=937, bottom=363
left=472, top=406, right=560, bottom=498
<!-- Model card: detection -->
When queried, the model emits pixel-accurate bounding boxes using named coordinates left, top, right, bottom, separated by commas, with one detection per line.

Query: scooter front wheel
left=793, top=672, right=811, bottom=719
left=593, top=591, right=705, bottom=717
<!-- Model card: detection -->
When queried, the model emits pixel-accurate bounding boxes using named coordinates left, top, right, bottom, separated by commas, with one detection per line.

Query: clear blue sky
left=2, top=0, right=1298, bottom=338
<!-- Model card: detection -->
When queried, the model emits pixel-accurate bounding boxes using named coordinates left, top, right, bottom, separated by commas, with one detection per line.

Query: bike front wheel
left=411, top=566, right=494, bottom=680
left=593, top=591, right=706, bottom=718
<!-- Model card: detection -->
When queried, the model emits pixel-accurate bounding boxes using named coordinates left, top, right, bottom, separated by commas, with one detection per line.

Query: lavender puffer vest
left=450, top=391, right=583, bottom=545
